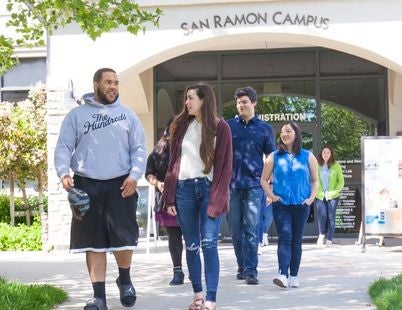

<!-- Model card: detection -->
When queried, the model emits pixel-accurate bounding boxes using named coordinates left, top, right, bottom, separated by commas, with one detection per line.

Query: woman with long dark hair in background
left=145, top=118, right=185, bottom=286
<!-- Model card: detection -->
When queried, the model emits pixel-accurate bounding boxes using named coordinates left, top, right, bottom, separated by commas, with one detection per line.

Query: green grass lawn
left=0, top=277, right=68, bottom=310
left=369, top=274, right=402, bottom=310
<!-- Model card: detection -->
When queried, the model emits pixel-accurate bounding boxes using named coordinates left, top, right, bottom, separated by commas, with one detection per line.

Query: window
left=222, top=51, right=315, bottom=79
left=320, top=78, right=385, bottom=123
left=0, top=58, right=46, bottom=102
left=156, top=53, right=218, bottom=82
left=319, top=50, right=385, bottom=76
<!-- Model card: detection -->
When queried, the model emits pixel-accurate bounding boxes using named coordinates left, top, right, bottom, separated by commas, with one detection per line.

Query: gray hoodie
left=54, top=93, right=147, bottom=181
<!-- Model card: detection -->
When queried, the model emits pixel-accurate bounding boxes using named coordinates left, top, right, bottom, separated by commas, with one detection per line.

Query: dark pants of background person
left=228, top=188, right=263, bottom=278
left=316, top=198, right=339, bottom=241
left=258, top=193, right=273, bottom=243
left=165, top=226, right=183, bottom=267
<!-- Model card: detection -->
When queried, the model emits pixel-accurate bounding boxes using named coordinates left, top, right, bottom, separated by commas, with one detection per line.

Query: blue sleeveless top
left=272, top=148, right=311, bottom=206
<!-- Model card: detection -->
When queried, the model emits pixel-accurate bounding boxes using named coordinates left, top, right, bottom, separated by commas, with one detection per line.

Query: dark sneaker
left=116, top=277, right=136, bottom=307
left=245, top=275, right=259, bottom=285
left=83, top=297, right=108, bottom=310
left=236, top=269, right=246, bottom=280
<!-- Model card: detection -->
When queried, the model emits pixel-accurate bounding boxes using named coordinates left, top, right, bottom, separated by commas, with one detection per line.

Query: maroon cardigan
left=163, top=118, right=233, bottom=218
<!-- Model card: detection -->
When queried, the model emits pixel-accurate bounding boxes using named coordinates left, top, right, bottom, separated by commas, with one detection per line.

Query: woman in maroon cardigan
left=163, top=83, right=232, bottom=310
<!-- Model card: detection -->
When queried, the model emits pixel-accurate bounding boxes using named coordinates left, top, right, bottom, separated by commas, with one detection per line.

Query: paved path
left=1, top=238, right=401, bottom=309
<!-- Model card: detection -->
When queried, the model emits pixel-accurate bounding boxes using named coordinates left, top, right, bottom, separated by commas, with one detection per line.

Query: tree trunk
left=20, top=184, right=31, bottom=226
left=37, top=169, right=48, bottom=250
left=38, top=169, right=45, bottom=214
left=9, top=173, right=15, bottom=226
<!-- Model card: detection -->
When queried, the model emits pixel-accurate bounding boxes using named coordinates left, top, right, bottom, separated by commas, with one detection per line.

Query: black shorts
left=70, top=174, right=139, bottom=253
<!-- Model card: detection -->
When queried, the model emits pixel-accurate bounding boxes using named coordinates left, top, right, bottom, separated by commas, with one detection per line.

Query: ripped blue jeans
left=176, top=177, right=222, bottom=303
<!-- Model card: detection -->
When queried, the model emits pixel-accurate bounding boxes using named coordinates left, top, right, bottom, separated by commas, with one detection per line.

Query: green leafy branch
left=1, top=0, right=162, bottom=75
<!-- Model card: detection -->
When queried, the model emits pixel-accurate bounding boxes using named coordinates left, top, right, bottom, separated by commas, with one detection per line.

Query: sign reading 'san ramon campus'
left=181, top=11, right=330, bottom=35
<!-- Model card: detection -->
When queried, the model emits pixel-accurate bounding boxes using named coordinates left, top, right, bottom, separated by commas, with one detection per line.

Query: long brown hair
left=317, top=145, right=336, bottom=167
left=169, top=83, right=218, bottom=174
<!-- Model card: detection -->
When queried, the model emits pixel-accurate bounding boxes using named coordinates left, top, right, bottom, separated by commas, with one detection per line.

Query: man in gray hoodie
left=54, top=68, right=146, bottom=310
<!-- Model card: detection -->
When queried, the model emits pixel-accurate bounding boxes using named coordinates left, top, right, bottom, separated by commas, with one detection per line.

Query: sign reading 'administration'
left=181, top=11, right=330, bottom=35
left=258, top=113, right=307, bottom=122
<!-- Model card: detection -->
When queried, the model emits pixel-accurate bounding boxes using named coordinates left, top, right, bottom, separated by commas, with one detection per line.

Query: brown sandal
left=189, top=297, right=204, bottom=310
left=204, top=301, right=216, bottom=310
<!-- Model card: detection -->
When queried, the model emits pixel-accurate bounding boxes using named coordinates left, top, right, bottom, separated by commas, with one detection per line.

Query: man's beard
left=96, top=87, right=118, bottom=105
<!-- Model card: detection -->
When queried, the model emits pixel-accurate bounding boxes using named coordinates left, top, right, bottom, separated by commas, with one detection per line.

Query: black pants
left=165, top=226, right=183, bottom=267
left=70, top=174, right=138, bottom=252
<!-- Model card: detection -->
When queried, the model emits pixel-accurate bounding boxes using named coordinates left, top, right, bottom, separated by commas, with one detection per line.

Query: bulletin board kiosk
left=359, top=136, right=402, bottom=249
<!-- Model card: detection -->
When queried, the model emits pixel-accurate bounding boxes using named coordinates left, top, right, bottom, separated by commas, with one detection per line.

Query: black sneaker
left=116, top=277, right=136, bottom=307
left=245, top=275, right=259, bottom=285
left=236, top=269, right=246, bottom=280
left=83, top=297, right=108, bottom=310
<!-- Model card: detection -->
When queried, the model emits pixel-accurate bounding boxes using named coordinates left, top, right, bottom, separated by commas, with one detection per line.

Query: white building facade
left=41, top=0, right=402, bottom=249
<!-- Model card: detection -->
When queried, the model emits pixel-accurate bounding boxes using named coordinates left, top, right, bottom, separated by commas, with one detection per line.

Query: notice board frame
left=360, top=136, right=402, bottom=250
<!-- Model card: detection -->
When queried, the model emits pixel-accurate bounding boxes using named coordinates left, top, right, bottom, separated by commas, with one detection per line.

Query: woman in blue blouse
left=260, top=121, right=318, bottom=289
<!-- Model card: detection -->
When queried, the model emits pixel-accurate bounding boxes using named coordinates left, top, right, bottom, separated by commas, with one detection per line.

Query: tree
left=0, top=84, right=47, bottom=225
left=320, top=103, right=374, bottom=159
left=0, top=0, right=162, bottom=75
left=0, top=100, right=15, bottom=224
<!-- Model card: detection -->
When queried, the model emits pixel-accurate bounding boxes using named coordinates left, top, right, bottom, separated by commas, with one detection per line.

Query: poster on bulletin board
left=362, top=136, right=402, bottom=235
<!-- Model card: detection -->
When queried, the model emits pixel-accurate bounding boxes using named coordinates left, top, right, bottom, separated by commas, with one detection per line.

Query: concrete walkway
left=1, top=238, right=401, bottom=309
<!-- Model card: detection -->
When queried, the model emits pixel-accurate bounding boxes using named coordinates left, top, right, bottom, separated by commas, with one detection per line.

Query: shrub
left=0, top=219, right=42, bottom=250
left=0, top=277, right=68, bottom=310
left=0, top=193, right=48, bottom=224
left=369, top=274, right=402, bottom=310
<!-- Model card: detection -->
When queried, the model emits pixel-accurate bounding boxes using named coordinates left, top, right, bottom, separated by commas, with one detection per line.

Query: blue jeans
left=228, top=188, right=263, bottom=277
left=316, top=198, right=339, bottom=241
left=258, top=193, right=273, bottom=242
left=176, top=177, right=222, bottom=303
left=272, top=201, right=310, bottom=277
